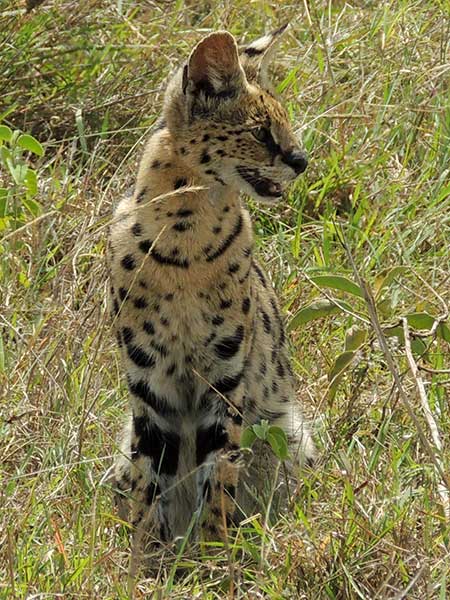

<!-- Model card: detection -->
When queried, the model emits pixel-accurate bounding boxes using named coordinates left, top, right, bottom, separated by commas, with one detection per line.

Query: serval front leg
left=126, top=399, right=182, bottom=576
left=196, top=377, right=245, bottom=541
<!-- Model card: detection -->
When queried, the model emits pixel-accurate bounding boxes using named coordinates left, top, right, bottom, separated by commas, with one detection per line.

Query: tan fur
left=108, top=27, right=314, bottom=566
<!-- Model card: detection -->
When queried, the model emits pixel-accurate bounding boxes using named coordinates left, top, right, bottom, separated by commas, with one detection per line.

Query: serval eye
left=252, top=127, right=271, bottom=143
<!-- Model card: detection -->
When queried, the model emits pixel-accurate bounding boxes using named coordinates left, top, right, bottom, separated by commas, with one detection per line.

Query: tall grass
left=1, top=1, right=449, bottom=598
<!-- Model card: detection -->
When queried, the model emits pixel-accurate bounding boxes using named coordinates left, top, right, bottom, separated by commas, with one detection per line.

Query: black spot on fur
left=205, top=215, right=243, bottom=262
left=200, top=150, right=211, bottom=164
left=174, top=178, right=187, bottom=189
left=146, top=481, right=161, bottom=505
left=150, top=340, right=168, bottom=357
left=151, top=160, right=161, bottom=169
left=253, top=262, right=267, bottom=287
left=217, top=135, right=228, bottom=141
left=126, top=344, right=154, bottom=368
left=129, top=378, right=176, bottom=416
left=173, top=221, right=192, bottom=232
left=121, top=254, right=135, bottom=271
left=136, top=187, right=147, bottom=203
left=202, top=134, right=210, bottom=142
left=176, top=208, right=193, bottom=217
left=122, top=327, right=134, bottom=345
left=228, top=262, right=240, bottom=274
left=139, top=239, right=189, bottom=268
left=261, top=310, right=271, bottom=333
left=220, top=298, right=232, bottom=309
left=271, top=380, right=279, bottom=394
left=242, top=297, right=250, bottom=314
left=213, top=370, right=244, bottom=396
left=213, top=226, right=222, bottom=234
left=196, top=424, right=228, bottom=465
left=139, top=240, right=152, bottom=253
left=214, top=325, right=244, bottom=360
left=134, top=297, right=148, bottom=309
left=277, top=361, right=285, bottom=378
left=134, top=415, right=180, bottom=475
left=119, top=287, right=128, bottom=302
left=164, top=293, right=174, bottom=301
left=166, top=363, right=176, bottom=376
left=132, top=223, right=142, bottom=236
left=212, top=315, right=224, bottom=326
left=143, top=320, right=155, bottom=335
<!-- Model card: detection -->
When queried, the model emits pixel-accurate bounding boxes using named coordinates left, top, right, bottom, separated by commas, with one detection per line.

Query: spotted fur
left=108, top=25, right=315, bottom=562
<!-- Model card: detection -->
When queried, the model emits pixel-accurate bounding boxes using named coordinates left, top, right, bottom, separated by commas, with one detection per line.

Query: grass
left=1, top=0, right=449, bottom=598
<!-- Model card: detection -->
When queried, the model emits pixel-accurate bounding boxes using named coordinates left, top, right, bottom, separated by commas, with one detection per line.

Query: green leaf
left=25, top=169, right=38, bottom=196
left=310, top=275, right=364, bottom=298
left=405, top=312, right=450, bottom=343
left=328, top=350, right=356, bottom=382
left=328, top=350, right=357, bottom=399
left=383, top=326, right=427, bottom=356
left=22, top=196, right=42, bottom=217
left=267, top=433, right=282, bottom=459
left=17, top=134, right=44, bottom=157
left=10, top=162, right=28, bottom=185
left=288, top=299, right=354, bottom=331
left=253, top=421, right=270, bottom=440
left=374, top=266, right=409, bottom=298
left=0, top=188, right=7, bottom=217
left=345, top=326, right=368, bottom=352
left=241, top=427, right=257, bottom=449
left=0, top=145, right=12, bottom=165
left=0, top=125, right=13, bottom=142
left=267, top=426, right=289, bottom=460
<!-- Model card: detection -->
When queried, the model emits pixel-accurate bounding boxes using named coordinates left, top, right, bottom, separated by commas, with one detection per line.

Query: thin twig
left=403, top=318, right=449, bottom=518
left=337, top=229, right=450, bottom=494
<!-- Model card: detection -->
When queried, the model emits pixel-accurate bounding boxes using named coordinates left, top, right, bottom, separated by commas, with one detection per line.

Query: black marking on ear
left=244, top=46, right=265, bottom=57
left=182, top=64, right=188, bottom=94
left=196, top=79, right=237, bottom=100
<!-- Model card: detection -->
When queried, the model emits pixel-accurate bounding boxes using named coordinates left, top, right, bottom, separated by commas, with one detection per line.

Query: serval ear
left=182, top=31, right=247, bottom=102
left=240, top=23, right=289, bottom=89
